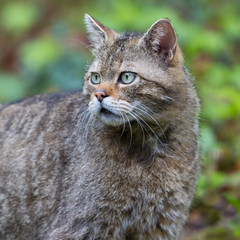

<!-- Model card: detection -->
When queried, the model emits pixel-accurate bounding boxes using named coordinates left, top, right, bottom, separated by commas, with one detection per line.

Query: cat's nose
left=95, top=90, right=108, bottom=102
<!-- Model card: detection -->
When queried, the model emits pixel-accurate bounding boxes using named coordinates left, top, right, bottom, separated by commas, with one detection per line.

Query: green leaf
left=19, top=37, right=62, bottom=71
left=0, top=73, right=26, bottom=102
left=201, top=87, right=240, bottom=121
left=200, top=125, right=218, bottom=155
left=224, top=193, right=240, bottom=213
left=229, top=220, right=240, bottom=237
left=0, top=2, right=39, bottom=35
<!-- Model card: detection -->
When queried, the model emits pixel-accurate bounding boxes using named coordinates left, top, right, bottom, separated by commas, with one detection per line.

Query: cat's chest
left=82, top=145, right=164, bottom=205
left=75, top=125, right=166, bottom=207
left=79, top=131, right=162, bottom=191
left=61, top=130, right=175, bottom=239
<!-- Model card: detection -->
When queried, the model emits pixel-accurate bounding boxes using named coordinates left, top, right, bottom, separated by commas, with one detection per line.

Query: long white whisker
left=135, top=104, right=168, bottom=143
left=84, top=104, right=100, bottom=143
left=162, top=95, right=184, bottom=106
left=127, top=112, right=145, bottom=147
left=71, top=38, right=95, bottom=55
left=133, top=111, right=164, bottom=148
left=67, top=97, right=85, bottom=103
left=84, top=112, right=92, bottom=142
left=80, top=108, right=91, bottom=126
left=124, top=114, right=132, bottom=150
left=119, top=112, right=126, bottom=137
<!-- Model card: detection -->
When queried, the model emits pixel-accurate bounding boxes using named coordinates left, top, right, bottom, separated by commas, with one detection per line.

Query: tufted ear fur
left=139, top=18, right=177, bottom=62
left=84, top=14, right=119, bottom=54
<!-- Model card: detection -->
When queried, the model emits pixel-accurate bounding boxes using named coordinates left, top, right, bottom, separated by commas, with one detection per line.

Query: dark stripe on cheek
left=140, top=75, right=177, bottom=95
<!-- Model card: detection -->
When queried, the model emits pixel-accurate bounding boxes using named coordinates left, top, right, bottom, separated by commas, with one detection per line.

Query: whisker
left=66, top=97, right=86, bottom=104
left=119, top=112, right=126, bottom=138
left=128, top=112, right=146, bottom=148
left=71, top=38, right=95, bottom=55
left=162, top=95, right=184, bottom=106
left=85, top=114, right=95, bottom=144
left=82, top=112, right=91, bottom=141
left=80, top=108, right=91, bottom=127
left=136, top=103, right=156, bottom=117
left=134, top=104, right=168, bottom=143
left=124, top=114, right=132, bottom=150
left=132, top=111, right=164, bottom=149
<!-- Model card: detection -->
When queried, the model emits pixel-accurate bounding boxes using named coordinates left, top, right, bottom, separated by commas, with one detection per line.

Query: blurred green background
left=0, top=0, right=240, bottom=239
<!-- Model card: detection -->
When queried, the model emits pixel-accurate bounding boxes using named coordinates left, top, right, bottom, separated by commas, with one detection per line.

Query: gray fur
left=0, top=15, right=200, bottom=240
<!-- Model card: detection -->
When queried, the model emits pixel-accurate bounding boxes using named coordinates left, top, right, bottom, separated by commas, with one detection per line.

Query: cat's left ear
left=84, top=14, right=119, bottom=54
left=139, top=18, right=177, bottom=61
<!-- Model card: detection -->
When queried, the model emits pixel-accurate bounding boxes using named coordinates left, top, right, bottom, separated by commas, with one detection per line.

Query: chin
left=99, top=112, right=124, bottom=126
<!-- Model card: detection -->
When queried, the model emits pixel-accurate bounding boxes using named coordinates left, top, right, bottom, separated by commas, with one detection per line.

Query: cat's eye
left=119, top=72, right=136, bottom=84
left=90, top=73, right=101, bottom=84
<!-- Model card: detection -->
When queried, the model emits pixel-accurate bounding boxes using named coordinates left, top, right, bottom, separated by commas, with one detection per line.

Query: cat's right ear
left=84, top=14, right=119, bottom=54
left=139, top=18, right=177, bottom=62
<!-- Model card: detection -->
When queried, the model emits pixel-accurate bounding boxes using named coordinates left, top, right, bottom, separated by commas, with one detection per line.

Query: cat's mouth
left=100, top=107, right=112, bottom=115
left=98, top=107, right=124, bottom=126
left=89, top=98, right=132, bottom=126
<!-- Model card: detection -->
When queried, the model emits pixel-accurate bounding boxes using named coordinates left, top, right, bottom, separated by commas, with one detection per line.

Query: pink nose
left=95, top=90, right=108, bottom=102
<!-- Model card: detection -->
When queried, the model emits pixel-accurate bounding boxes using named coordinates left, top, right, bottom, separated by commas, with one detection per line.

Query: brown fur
left=0, top=15, right=200, bottom=240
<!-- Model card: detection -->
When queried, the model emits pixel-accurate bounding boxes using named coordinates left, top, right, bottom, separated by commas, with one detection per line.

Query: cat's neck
left=93, top=119, right=170, bottom=165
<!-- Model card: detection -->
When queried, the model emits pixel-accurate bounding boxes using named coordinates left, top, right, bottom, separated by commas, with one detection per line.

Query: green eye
left=119, top=72, right=136, bottom=84
left=90, top=73, right=101, bottom=84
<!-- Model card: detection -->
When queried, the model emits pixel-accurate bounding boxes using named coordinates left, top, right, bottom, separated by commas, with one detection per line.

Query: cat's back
left=0, top=91, right=85, bottom=142
left=0, top=91, right=85, bottom=240
left=0, top=92, right=85, bottom=160
left=0, top=91, right=82, bottom=124
left=0, top=90, right=86, bottom=174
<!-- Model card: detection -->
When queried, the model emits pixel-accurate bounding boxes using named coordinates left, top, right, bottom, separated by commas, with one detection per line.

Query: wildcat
left=0, top=14, right=200, bottom=240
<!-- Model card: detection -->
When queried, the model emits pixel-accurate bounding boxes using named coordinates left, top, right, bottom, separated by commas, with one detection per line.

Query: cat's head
left=83, top=14, right=187, bottom=127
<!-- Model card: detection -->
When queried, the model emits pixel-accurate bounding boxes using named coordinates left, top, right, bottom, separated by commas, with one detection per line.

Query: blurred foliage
left=0, top=0, right=240, bottom=239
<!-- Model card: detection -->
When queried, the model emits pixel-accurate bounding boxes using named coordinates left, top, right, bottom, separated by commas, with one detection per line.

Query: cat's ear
left=139, top=19, right=177, bottom=61
left=84, top=14, right=119, bottom=54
